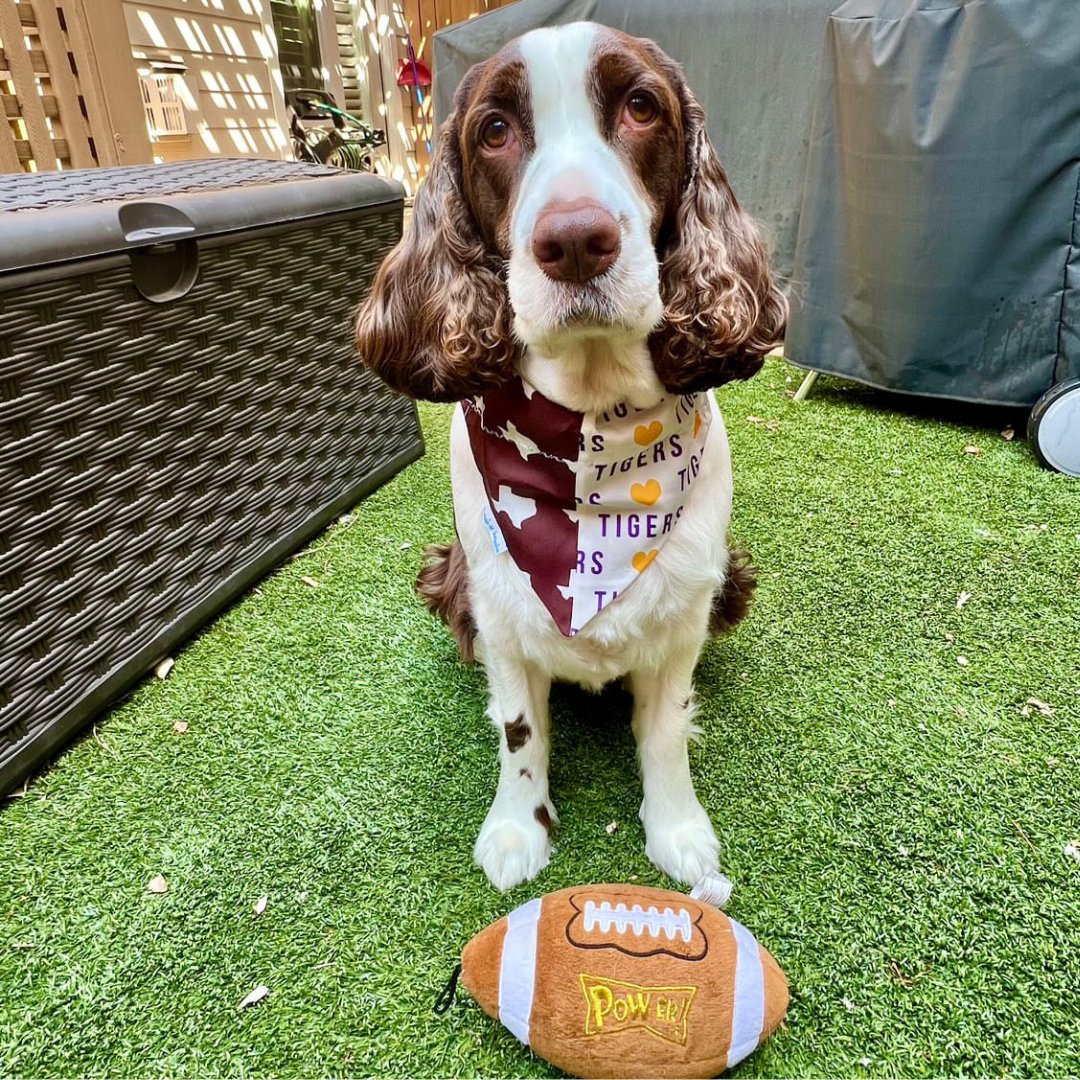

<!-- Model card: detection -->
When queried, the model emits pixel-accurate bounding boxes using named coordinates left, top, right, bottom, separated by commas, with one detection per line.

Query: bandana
left=462, top=377, right=711, bottom=636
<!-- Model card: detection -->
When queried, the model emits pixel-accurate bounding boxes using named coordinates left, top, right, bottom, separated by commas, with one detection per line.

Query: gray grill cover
left=435, top=0, right=1080, bottom=408
left=787, top=0, right=1080, bottom=407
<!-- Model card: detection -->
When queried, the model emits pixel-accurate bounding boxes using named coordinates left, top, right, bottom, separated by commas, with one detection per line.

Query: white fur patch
left=509, top=23, right=663, bottom=349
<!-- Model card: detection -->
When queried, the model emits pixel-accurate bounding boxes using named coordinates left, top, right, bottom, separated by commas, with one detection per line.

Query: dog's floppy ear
left=355, top=70, right=518, bottom=403
left=649, top=80, right=787, bottom=393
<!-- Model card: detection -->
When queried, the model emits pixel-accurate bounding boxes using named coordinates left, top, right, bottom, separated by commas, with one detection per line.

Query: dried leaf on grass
left=964, top=445, right=984, bottom=456
left=888, top=960, right=915, bottom=988
left=238, top=985, right=270, bottom=1010
left=605, top=822, right=618, bottom=835
left=300, top=576, right=320, bottom=589
left=155, top=658, right=175, bottom=680
left=147, top=874, right=169, bottom=894
left=172, top=721, right=189, bottom=734
left=254, top=895, right=268, bottom=916
left=956, top=592, right=972, bottom=609
left=747, top=416, right=781, bottom=431
left=1011, top=820, right=1040, bottom=857
left=1025, top=696, right=1053, bottom=717
left=92, top=726, right=118, bottom=758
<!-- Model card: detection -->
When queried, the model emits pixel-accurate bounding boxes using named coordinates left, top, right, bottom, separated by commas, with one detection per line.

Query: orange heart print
left=632, top=550, right=659, bottom=573
left=634, top=421, right=663, bottom=446
left=630, top=480, right=662, bottom=506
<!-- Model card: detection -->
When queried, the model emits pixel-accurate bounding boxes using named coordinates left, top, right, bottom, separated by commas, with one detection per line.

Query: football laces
left=582, top=900, right=693, bottom=942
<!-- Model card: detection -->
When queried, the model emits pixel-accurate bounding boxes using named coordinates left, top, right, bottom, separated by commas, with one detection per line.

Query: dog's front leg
left=630, top=644, right=720, bottom=885
left=474, top=652, right=555, bottom=891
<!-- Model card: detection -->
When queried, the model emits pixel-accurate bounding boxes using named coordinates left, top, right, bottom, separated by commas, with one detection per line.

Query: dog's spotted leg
left=630, top=644, right=720, bottom=886
left=474, top=653, right=555, bottom=891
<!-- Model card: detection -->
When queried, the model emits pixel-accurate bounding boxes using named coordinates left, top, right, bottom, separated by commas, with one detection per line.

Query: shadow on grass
left=547, top=680, right=638, bottom=802
left=802, top=372, right=1031, bottom=436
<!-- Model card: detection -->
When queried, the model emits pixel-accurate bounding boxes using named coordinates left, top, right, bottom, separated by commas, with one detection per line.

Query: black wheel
left=1028, top=378, right=1080, bottom=476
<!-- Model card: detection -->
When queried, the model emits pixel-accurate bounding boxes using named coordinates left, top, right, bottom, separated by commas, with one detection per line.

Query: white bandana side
left=562, top=389, right=711, bottom=633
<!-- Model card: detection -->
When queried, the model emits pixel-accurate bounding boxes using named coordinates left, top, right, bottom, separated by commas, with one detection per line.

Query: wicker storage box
left=0, top=159, right=422, bottom=796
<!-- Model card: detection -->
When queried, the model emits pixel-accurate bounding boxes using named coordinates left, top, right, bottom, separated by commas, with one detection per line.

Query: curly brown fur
left=354, top=69, right=520, bottom=403
left=709, top=543, right=758, bottom=636
left=415, top=541, right=476, bottom=661
left=647, top=53, right=787, bottom=393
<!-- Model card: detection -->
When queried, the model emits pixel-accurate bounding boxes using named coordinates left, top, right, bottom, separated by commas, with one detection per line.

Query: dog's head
left=356, top=22, right=786, bottom=402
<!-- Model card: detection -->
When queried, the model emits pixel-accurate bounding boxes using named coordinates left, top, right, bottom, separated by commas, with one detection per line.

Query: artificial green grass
left=1, top=358, right=1078, bottom=1077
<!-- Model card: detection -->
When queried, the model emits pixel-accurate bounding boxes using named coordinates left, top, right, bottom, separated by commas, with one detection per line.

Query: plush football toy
left=453, top=881, right=788, bottom=1079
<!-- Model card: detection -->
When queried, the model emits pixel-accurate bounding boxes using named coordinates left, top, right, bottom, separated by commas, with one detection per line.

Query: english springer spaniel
left=356, top=22, right=786, bottom=890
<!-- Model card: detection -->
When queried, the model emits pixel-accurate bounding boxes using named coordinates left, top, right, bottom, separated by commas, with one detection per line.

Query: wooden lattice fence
left=0, top=0, right=148, bottom=173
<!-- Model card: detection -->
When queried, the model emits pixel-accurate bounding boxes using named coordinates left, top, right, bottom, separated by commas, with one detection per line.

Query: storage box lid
left=0, top=158, right=403, bottom=275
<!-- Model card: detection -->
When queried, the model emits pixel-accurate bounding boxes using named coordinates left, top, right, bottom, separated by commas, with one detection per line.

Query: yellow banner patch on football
left=579, top=973, right=697, bottom=1046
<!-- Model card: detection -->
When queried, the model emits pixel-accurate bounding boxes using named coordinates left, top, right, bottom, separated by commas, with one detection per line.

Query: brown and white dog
left=356, top=22, right=785, bottom=890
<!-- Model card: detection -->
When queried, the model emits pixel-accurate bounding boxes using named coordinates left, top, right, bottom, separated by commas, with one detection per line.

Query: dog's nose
left=531, top=199, right=621, bottom=283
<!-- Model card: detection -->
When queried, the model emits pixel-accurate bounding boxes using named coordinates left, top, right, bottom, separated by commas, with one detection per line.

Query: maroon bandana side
left=463, top=381, right=583, bottom=635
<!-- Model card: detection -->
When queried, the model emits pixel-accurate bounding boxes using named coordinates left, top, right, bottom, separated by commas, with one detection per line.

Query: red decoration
left=396, top=57, right=432, bottom=88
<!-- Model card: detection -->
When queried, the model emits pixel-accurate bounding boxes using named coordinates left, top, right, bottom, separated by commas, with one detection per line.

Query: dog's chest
left=450, top=394, right=734, bottom=684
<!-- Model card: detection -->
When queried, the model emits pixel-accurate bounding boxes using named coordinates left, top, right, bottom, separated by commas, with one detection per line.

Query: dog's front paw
left=474, top=801, right=554, bottom=891
left=642, top=801, right=720, bottom=886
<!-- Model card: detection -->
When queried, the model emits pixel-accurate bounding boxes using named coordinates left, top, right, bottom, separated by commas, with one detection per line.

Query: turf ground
left=2, top=359, right=1078, bottom=1077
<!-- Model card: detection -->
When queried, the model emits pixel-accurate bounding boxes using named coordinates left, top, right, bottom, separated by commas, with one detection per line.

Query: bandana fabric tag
left=482, top=503, right=509, bottom=555
left=463, top=378, right=711, bottom=637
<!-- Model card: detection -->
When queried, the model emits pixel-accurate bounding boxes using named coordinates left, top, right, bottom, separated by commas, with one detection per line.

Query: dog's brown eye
left=624, top=92, right=659, bottom=126
left=480, top=117, right=511, bottom=149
